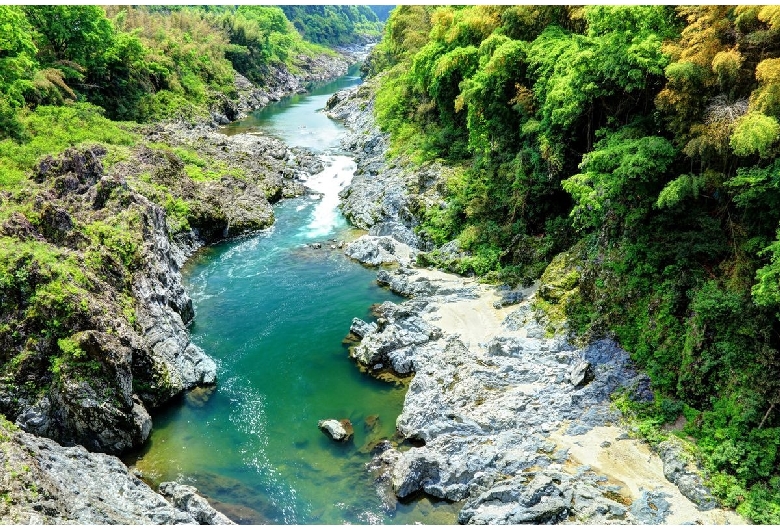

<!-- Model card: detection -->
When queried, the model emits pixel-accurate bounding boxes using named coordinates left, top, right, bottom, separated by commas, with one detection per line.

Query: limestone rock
left=366, top=440, right=402, bottom=513
left=0, top=423, right=218, bottom=524
left=658, top=440, right=719, bottom=510
left=392, top=449, right=442, bottom=499
left=350, top=318, right=377, bottom=339
left=345, top=235, right=412, bottom=266
left=349, top=301, right=441, bottom=374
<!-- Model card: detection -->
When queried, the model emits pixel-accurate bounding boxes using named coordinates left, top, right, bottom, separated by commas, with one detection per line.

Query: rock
left=392, top=449, right=442, bottom=499
left=16, top=330, right=152, bottom=454
left=569, top=360, right=594, bottom=387
left=159, top=482, right=235, bottom=524
left=658, top=440, right=719, bottom=510
left=492, top=286, right=525, bottom=308
left=350, top=318, right=377, bottom=339
left=368, top=221, right=420, bottom=248
left=366, top=440, right=402, bottom=513
left=629, top=490, right=672, bottom=524
left=344, top=235, right=412, bottom=266
left=349, top=301, right=442, bottom=374
left=318, top=419, right=353, bottom=442
left=0, top=422, right=213, bottom=524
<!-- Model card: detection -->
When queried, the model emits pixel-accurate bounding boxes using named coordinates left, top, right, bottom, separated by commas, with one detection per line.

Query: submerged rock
left=318, top=418, right=354, bottom=442
left=366, top=440, right=402, bottom=513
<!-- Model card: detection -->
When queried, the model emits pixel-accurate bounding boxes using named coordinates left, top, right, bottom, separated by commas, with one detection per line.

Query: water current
left=127, top=65, right=459, bottom=524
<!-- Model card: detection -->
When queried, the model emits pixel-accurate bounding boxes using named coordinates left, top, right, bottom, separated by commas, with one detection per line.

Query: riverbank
left=329, top=82, right=746, bottom=524
left=0, top=48, right=357, bottom=524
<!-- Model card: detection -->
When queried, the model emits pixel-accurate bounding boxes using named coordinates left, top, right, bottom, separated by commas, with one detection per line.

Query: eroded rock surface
left=0, top=421, right=230, bottom=524
left=331, top=72, right=745, bottom=526
left=348, top=268, right=744, bottom=524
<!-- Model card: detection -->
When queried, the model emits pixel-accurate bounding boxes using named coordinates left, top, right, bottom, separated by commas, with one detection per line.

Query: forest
left=1, top=4, right=780, bottom=524
left=367, top=5, right=780, bottom=522
left=0, top=5, right=381, bottom=135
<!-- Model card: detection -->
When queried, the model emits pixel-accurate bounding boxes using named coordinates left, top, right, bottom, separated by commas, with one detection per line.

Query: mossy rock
left=535, top=241, right=586, bottom=329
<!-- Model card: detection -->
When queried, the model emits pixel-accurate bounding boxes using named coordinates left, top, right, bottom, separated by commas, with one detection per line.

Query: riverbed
left=127, top=68, right=459, bottom=524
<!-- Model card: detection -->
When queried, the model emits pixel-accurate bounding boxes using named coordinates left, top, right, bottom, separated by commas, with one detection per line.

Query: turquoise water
left=221, top=63, right=362, bottom=152
left=128, top=70, right=459, bottom=524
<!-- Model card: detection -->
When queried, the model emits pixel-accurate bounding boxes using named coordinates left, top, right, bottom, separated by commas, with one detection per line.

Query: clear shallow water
left=127, top=70, right=459, bottom=524
left=221, top=63, right=363, bottom=152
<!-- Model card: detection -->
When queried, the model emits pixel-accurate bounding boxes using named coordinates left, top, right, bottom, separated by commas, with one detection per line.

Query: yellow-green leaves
left=730, top=112, right=780, bottom=158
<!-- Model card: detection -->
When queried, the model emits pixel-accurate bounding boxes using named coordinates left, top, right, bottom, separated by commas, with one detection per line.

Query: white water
left=298, top=154, right=356, bottom=239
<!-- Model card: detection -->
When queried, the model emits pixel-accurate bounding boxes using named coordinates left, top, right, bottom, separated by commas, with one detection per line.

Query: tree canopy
left=369, top=6, right=780, bottom=522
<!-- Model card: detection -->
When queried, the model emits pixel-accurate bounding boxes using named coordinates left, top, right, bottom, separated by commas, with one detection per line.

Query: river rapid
left=126, top=67, right=459, bottom=524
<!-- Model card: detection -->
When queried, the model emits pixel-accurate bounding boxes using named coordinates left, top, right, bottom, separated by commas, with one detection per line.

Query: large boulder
left=349, top=301, right=441, bottom=374
left=657, top=439, right=719, bottom=510
left=344, top=235, right=412, bottom=266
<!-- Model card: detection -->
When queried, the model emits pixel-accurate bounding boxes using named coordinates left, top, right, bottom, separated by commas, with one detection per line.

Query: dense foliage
left=281, top=6, right=382, bottom=46
left=370, top=5, right=780, bottom=522
left=0, top=5, right=342, bottom=129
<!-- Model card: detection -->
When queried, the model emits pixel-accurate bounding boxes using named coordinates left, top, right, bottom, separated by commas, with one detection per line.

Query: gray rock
left=366, top=440, right=402, bottom=513
left=658, top=440, right=719, bottom=510
left=344, top=235, right=406, bottom=266
left=159, top=482, right=235, bottom=524
left=569, top=360, right=594, bottom=387
left=368, top=221, right=420, bottom=248
left=350, top=318, right=377, bottom=339
left=392, top=449, right=442, bottom=499
left=0, top=425, right=222, bottom=524
left=349, top=301, right=441, bottom=374
left=629, top=490, right=672, bottom=524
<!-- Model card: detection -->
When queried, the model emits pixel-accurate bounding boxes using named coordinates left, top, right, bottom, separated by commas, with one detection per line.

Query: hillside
left=365, top=6, right=780, bottom=523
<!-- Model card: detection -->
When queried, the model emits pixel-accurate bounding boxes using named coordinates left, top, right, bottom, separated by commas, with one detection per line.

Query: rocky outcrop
left=212, top=53, right=352, bottom=125
left=0, top=420, right=230, bottom=524
left=349, top=300, right=442, bottom=374
left=658, top=439, right=719, bottom=510
left=344, top=235, right=415, bottom=266
left=1, top=129, right=326, bottom=456
left=346, top=266, right=741, bottom=524
left=158, top=482, right=236, bottom=525
left=326, top=82, right=445, bottom=249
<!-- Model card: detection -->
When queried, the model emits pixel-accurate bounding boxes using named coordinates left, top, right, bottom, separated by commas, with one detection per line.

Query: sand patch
left=549, top=425, right=746, bottom=525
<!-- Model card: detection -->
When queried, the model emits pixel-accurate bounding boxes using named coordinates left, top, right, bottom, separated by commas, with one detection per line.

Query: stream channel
left=127, top=66, right=459, bottom=524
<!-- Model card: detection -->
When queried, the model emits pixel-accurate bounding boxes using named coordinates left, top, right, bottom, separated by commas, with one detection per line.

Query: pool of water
left=221, top=63, right=363, bottom=152
left=127, top=69, right=460, bottom=524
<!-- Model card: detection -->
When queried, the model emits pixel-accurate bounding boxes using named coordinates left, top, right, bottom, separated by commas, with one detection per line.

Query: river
left=127, top=66, right=459, bottom=524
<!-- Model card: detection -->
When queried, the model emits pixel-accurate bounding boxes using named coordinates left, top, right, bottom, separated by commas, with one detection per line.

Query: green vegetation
left=0, top=5, right=361, bottom=131
left=370, top=5, right=780, bottom=521
left=0, top=5, right=381, bottom=434
left=281, top=6, right=382, bottom=46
